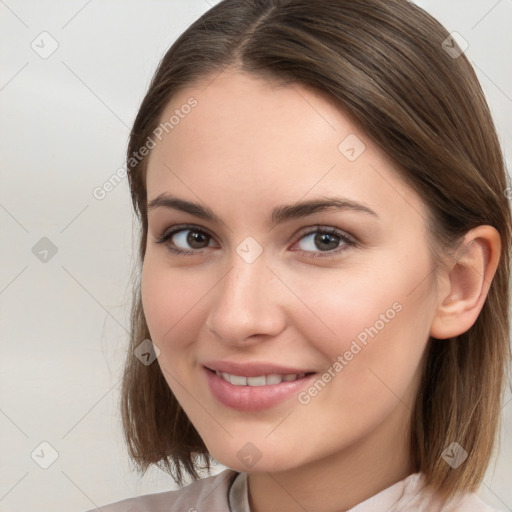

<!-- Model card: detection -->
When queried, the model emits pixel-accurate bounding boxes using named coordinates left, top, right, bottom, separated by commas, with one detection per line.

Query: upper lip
left=202, top=360, right=316, bottom=377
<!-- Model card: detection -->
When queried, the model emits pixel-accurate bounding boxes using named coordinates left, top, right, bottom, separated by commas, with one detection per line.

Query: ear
left=430, top=225, right=501, bottom=340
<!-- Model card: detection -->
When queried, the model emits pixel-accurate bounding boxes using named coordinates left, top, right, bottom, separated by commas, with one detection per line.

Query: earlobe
left=429, top=225, right=501, bottom=340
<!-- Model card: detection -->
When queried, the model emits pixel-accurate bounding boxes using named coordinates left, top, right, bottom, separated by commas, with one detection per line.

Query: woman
left=88, top=0, right=511, bottom=510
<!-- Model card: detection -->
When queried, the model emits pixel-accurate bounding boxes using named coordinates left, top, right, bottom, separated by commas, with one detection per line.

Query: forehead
left=145, top=69, right=428, bottom=228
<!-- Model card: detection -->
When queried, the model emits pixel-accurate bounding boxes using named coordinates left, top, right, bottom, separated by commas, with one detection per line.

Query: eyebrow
left=147, top=193, right=379, bottom=225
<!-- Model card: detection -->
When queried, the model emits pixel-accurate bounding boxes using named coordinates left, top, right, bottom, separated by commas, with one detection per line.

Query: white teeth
left=216, top=371, right=308, bottom=386
left=247, top=375, right=266, bottom=386
left=229, top=374, right=247, bottom=385
left=266, top=374, right=284, bottom=385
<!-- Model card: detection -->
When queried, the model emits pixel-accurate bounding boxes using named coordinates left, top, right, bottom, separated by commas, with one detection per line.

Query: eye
left=292, top=226, right=356, bottom=258
left=155, top=224, right=216, bottom=255
left=155, top=224, right=356, bottom=258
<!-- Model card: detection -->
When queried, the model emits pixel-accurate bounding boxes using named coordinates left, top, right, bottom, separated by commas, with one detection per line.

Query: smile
left=214, top=370, right=309, bottom=386
left=203, top=367, right=317, bottom=412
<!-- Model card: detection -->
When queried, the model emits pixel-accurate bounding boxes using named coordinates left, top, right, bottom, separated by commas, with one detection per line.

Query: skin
left=141, top=68, right=501, bottom=512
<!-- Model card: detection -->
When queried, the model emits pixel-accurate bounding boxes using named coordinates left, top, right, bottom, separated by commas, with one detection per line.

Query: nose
left=205, top=249, right=287, bottom=346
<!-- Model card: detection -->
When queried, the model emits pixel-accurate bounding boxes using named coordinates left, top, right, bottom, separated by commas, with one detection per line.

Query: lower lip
left=203, top=366, right=317, bottom=412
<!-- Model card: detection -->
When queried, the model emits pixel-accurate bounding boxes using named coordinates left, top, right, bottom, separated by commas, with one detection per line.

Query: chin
left=212, top=447, right=304, bottom=474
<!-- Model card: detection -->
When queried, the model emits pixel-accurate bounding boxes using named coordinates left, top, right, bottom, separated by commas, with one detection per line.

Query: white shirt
left=86, top=468, right=501, bottom=511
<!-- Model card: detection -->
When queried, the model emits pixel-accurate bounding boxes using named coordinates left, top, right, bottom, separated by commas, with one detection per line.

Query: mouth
left=205, top=367, right=316, bottom=386
left=203, top=366, right=318, bottom=412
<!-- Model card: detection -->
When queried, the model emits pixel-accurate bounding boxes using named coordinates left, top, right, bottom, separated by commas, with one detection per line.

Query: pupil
left=316, top=233, right=338, bottom=251
left=188, top=231, right=207, bottom=249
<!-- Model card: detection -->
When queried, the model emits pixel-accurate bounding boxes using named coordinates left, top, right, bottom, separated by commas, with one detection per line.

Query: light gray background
left=0, top=1, right=511, bottom=511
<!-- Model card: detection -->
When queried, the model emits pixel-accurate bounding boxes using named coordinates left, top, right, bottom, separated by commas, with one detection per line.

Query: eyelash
left=155, top=223, right=357, bottom=259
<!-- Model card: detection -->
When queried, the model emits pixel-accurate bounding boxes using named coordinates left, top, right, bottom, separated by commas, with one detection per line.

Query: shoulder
left=84, top=468, right=239, bottom=512
left=443, top=493, right=503, bottom=512
left=396, top=473, right=504, bottom=512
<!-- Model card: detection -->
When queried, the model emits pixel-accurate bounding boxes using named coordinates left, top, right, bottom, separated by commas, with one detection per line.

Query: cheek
left=141, top=261, right=172, bottom=339
left=140, top=260, right=202, bottom=394
left=298, top=250, right=434, bottom=393
left=299, top=299, right=430, bottom=446
left=283, top=263, right=407, bottom=356
left=140, top=256, right=214, bottom=354
left=141, top=258, right=187, bottom=345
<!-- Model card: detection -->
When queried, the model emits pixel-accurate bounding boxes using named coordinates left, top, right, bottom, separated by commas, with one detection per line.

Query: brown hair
left=121, top=0, right=512, bottom=503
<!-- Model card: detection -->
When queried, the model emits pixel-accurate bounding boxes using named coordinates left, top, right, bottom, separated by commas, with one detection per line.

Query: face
left=141, top=69, right=440, bottom=474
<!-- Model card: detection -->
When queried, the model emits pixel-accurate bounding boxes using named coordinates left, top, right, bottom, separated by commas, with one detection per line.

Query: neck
left=246, top=404, right=415, bottom=512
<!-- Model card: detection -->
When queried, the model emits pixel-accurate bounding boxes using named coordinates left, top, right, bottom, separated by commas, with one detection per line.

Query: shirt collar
left=228, top=471, right=426, bottom=512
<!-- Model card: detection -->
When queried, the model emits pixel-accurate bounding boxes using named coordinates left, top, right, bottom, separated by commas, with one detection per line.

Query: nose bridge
left=229, top=245, right=268, bottom=296
left=206, top=244, right=284, bottom=342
